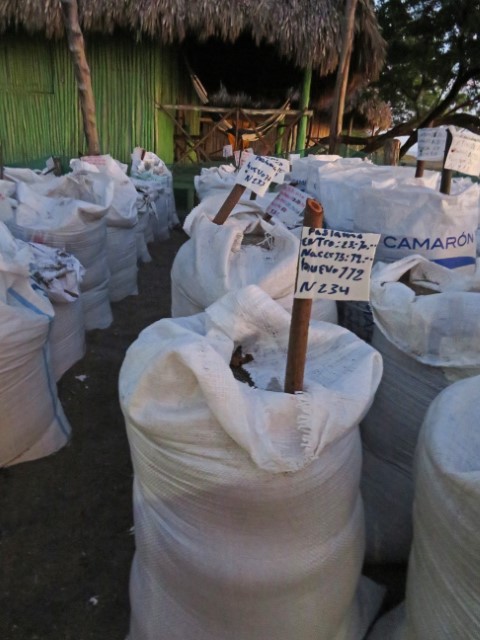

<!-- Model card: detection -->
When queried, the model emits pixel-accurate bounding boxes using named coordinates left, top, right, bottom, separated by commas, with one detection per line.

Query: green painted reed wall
left=0, top=31, right=190, bottom=167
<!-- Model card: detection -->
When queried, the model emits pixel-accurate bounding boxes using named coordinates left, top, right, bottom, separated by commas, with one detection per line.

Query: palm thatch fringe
left=0, top=0, right=385, bottom=78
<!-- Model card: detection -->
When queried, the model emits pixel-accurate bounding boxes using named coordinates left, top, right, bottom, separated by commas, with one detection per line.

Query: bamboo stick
left=284, top=198, right=324, bottom=394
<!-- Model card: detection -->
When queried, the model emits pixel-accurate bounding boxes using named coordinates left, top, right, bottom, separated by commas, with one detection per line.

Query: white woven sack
left=119, top=285, right=384, bottom=640
left=0, top=236, right=71, bottom=466
left=354, top=179, right=479, bottom=271
left=315, top=163, right=438, bottom=232
left=289, top=154, right=344, bottom=193
left=50, top=297, right=86, bottom=380
left=369, top=376, right=480, bottom=640
left=172, top=204, right=337, bottom=323
left=361, top=256, right=480, bottom=564
left=402, top=375, right=480, bottom=639
left=194, top=164, right=237, bottom=200
left=23, top=241, right=86, bottom=380
left=8, top=181, right=112, bottom=330
left=306, top=156, right=367, bottom=203
left=0, top=179, right=16, bottom=221
left=132, top=175, right=179, bottom=240
left=106, top=226, right=138, bottom=302
left=70, top=155, right=139, bottom=228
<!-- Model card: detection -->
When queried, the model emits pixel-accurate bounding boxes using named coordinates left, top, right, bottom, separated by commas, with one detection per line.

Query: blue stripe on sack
left=432, top=256, right=477, bottom=269
left=7, top=287, right=70, bottom=438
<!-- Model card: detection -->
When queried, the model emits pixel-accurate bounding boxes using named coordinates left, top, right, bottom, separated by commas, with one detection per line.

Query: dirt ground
left=0, top=228, right=188, bottom=640
left=0, top=223, right=405, bottom=640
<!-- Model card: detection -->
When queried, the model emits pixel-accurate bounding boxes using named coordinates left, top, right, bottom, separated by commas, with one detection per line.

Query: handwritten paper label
left=234, top=148, right=254, bottom=168
left=236, top=155, right=284, bottom=196
left=417, top=128, right=448, bottom=161
left=265, top=157, right=290, bottom=184
left=444, top=130, right=480, bottom=176
left=295, top=228, right=380, bottom=300
left=266, top=185, right=308, bottom=228
left=223, top=144, right=233, bottom=158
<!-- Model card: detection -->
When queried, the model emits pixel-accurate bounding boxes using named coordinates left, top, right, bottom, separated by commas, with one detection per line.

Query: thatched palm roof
left=0, top=0, right=385, bottom=78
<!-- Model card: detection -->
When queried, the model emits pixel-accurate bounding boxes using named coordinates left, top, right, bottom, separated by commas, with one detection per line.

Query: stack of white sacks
left=4, top=167, right=114, bottom=329
left=0, top=220, right=71, bottom=466
left=171, top=185, right=338, bottom=323
left=130, top=147, right=179, bottom=255
left=297, top=154, right=480, bottom=340
left=119, top=160, right=409, bottom=638
left=27, top=241, right=85, bottom=381
left=70, top=155, right=139, bottom=303
left=361, top=256, right=480, bottom=564
left=368, top=375, right=480, bottom=639
left=120, top=285, right=384, bottom=640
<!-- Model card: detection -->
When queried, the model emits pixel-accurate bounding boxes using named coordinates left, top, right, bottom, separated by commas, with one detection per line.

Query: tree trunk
left=383, top=139, right=401, bottom=165
left=60, top=0, right=100, bottom=155
left=328, top=0, right=359, bottom=154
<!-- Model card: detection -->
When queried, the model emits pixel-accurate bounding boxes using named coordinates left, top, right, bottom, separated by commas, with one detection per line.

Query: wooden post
left=383, top=139, right=401, bottom=166
left=212, top=184, right=247, bottom=225
left=328, top=0, right=358, bottom=154
left=296, top=65, right=312, bottom=153
left=284, top=198, right=324, bottom=394
left=415, top=160, right=426, bottom=178
left=60, top=0, right=100, bottom=156
left=275, top=122, right=286, bottom=155
left=440, top=130, right=453, bottom=195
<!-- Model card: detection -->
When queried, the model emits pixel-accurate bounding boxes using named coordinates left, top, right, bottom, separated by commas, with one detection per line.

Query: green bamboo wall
left=0, top=31, right=189, bottom=167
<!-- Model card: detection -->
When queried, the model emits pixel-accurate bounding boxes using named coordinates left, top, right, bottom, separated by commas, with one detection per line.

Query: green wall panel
left=0, top=32, right=184, bottom=167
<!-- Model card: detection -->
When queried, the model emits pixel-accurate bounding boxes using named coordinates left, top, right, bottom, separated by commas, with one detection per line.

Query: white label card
left=235, top=155, right=285, bottom=196
left=265, top=157, right=290, bottom=184
left=444, top=130, right=480, bottom=176
left=223, top=144, right=233, bottom=158
left=295, top=228, right=380, bottom=301
left=417, top=128, right=448, bottom=161
left=266, top=185, right=308, bottom=228
left=234, top=148, right=254, bottom=169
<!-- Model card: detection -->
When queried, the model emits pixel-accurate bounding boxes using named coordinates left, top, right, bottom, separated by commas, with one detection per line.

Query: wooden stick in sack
left=284, top=198, right=324, bottom=394
left=212, top=184, right=247, bottom=225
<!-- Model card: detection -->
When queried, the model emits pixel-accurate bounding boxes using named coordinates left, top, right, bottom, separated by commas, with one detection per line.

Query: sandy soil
left=0, top=225, right=405, bottom=640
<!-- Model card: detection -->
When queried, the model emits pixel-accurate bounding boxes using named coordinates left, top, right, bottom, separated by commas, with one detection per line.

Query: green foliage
left=373, top=0, right=480, bottom=123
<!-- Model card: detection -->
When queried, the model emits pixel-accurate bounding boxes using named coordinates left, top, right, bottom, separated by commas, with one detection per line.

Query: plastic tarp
left=119, top=285, right=383, bottom=640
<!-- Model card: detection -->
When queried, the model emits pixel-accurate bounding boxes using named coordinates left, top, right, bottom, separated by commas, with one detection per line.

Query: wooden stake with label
left=212, top=183, right=246, bottom=225
left=440, top=130, right=453, bottom=195
left=284, top=198, right=324, bottom=394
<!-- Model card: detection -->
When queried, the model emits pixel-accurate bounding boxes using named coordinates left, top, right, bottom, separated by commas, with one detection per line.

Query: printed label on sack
left=295, top=228, right=380, bottom=300
left=417, top=128, right=448, bottom=161
left=236, top=155, right=287, bottom=196
left=265, top=185, right=308, bottom=228
left=378, top=232, right=477, bottom=270
left=444, top=130, right=480, bottom=177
